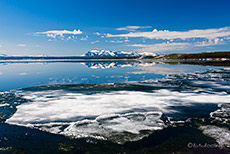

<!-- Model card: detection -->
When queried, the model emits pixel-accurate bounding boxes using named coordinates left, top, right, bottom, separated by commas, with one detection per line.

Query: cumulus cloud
left=95, top=32, right=101, bottom=36
left=91, top=40, right=99, bottom=44
left=129, top=42, right=191, bottom=52
left=116, top=26, right=152, bottom=31
left=35, top=29, right=82, bottom=39
left=113, top=27, right=230, bottom=52
left=80, top=35, right=88, bottom=41
left=17, top=44, right=26, bottom=47
left=109, top=40, right=124, bottom=43
left=108, top=27, right=230, bottom=40
left=194, top=38, right=224, bottom=47
left=128, top=39, right=225, bottom=52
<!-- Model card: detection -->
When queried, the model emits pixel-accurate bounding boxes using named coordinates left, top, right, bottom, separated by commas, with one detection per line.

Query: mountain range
left=82, top=50, right=157, bottom=58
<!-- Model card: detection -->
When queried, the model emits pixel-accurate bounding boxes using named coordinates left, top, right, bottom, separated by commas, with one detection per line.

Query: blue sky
left=0, top=0, right=230, bottom=55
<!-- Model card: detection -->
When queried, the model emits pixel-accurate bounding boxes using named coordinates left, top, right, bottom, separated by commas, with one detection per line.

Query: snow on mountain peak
left=82, top=50, right=156, bottom=58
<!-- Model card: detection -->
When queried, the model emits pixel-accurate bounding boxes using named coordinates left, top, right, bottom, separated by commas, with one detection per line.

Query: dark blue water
left=0, top=61, right=230, bottom=153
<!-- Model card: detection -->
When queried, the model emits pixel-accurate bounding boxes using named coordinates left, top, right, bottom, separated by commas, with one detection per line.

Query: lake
left=0, top=60, right=230, bottom=153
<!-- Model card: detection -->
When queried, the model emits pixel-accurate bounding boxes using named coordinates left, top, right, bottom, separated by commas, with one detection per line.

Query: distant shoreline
left=1, top=51, right=230, bottom=62
left=153, top=51, right=230, bottom=61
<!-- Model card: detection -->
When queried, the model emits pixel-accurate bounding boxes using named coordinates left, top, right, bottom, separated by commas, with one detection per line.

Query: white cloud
left=48, top=39, right=55, bottom=42
left=91, top=40, right=99, bottom=44
left=80, top=35, right=88, bottom=41
left=17, top=44, right=26, bottom=47
left=109, top=40, right=123, bottom=43
left=129, top=42, right=191, bottom=52
left=128, top=39, right=225, bottom=52
left=35, top=29, right=82, bottom=39
left=116, top=26, right=152, bottom=31
left=95, top=32, right=101, bottom=36
left=108, top=27, right=230, bottom=41
left=0, top=45, right=2, bottom=47
left=194, top=39, right=224, bottom=47
left=67, top=36, right=72, bottom=40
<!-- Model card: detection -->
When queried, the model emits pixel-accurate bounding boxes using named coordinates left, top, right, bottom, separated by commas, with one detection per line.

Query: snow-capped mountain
left=82, top=50, right=157, bottom=58
left=82, top=50, right=139, bottom=58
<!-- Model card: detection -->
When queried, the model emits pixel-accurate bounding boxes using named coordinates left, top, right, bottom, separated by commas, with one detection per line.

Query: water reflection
left=0, top=61, right=224, bottom=91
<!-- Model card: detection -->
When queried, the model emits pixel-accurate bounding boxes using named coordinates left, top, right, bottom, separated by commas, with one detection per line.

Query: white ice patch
left=6, top=89, right=230, bottom=143
left=0, top=103, right=9, bottom=107
left=199, top=125, right=230, bottom=148
left=210, top=103, right=230, bottom=125
left=61, top=111, right=164, bottom=144
left=190, top=81, right=230, bottom=90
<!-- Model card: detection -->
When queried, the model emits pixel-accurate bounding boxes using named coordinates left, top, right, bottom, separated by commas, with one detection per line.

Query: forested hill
left=158, top=51, right=230, bottom=60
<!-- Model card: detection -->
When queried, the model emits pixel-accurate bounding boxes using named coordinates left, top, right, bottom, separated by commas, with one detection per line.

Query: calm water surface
left=0, top=61, right=222, bottom=91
